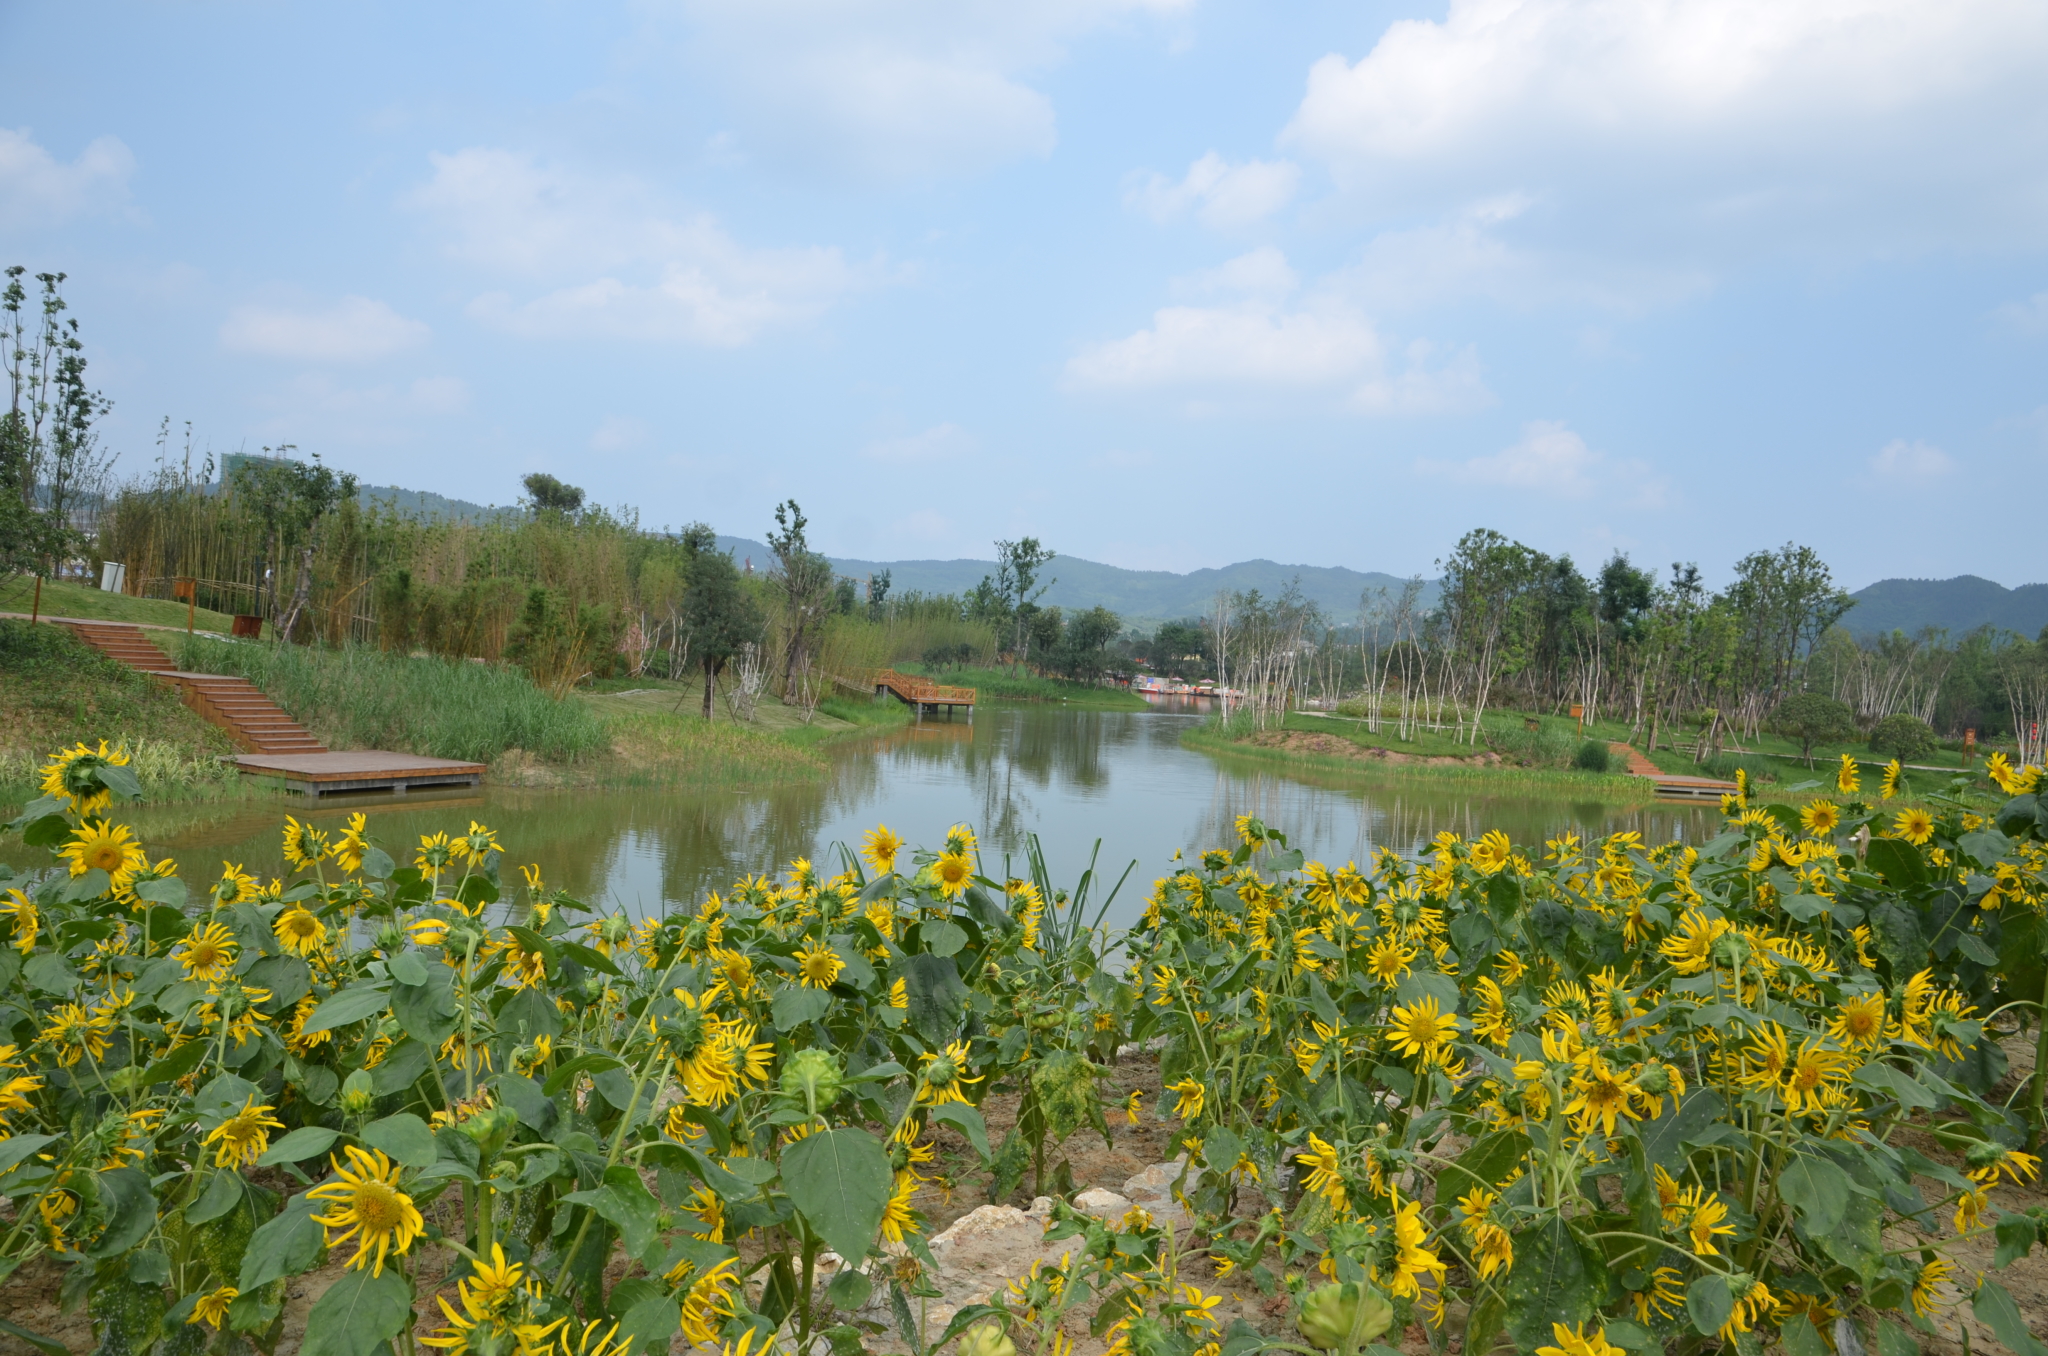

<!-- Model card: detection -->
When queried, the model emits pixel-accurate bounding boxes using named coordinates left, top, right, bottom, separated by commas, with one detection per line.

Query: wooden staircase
left=59, top=620, right=328, bottom=756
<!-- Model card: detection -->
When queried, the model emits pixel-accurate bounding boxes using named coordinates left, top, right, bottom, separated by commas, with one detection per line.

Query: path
left=1610, top=741, right=1739, bottom=802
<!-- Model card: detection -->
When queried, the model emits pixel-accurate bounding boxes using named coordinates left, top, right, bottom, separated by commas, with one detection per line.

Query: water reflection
left=10, top=707, right=1715, bottom=931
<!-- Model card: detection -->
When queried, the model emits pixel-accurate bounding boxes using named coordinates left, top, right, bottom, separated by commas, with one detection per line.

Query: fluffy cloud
left=1066, top=249, right=1489, bottom=414
left=219, top=297, right=430, bottom=363
left=411, top=148, right=865, bottom=346
left=1128, top=153, right=1300, bottom=229
left=671, top=0, right=1190, bottom=181
left=1419, top=421, right=1668, bottom=505
left=0, top=128, right=134, bottom=227
left=1282, top=0, right=2048, bottom=259
left=1871, top=438, right=1954, bottom=481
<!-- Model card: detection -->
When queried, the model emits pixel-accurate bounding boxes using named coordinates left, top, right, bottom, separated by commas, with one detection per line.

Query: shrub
left=1572, top=738, right=1610, bottom=771
left=1870, top=711, right=1938, bottom=763
left=1770, top=690, right=1858, bottom=763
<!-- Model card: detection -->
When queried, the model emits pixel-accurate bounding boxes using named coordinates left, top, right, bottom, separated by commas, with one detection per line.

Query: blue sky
left=3, top=0, right=2045, bottom=590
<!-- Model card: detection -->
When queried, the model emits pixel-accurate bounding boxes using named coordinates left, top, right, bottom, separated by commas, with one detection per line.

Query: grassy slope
left=894, top=662, right=1151, bottom=710
left=0, top=575, right=245, bottom=634
left=0, top=620, right=245, bottom=803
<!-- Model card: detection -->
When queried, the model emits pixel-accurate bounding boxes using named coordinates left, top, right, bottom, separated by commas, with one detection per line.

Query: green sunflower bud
left=1635, top=1064, right=1670, bottom=1095
left=957, top=1323, right=1015, bottom=1356
left=781, top=1048, right=843, bottom=1114
left=1296, top=1282, right=1393, bottom=1352
left=339, top=1069, right=376, bottom=1116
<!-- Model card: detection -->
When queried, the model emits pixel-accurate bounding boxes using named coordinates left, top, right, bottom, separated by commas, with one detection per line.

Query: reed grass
left=175, top=635, right=610, bottom=764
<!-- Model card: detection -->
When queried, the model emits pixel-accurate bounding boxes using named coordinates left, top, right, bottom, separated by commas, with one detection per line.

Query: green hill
left=1843, top=575, right=2048, bottom=638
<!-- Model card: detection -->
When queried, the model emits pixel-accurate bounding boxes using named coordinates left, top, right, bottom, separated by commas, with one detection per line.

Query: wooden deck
left=1610, top=742, right=1739, bottom=802
left=232, top=751, right=485, bottom=797
left=872, top=668, right=975, bottom=716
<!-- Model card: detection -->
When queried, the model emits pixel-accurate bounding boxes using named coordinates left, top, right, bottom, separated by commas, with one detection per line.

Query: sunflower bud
left=1296, top=1282, right=1393, bottom=1352
left=1965, top=1141, right=2007, bottom=1171
left=375, top=923, right=405, bottom=954
left=339, top=1070, right=376, bottom=1116
left=457, top=1104, right=520, bottom=1160
left=1635, top=1063, right=1670, bottom=1095
left=781, top=1048, right=843, bottom=1114
left=1710, top=931, right=1750, bottom=968
left=957, top=1323, right=1016, bottom=1356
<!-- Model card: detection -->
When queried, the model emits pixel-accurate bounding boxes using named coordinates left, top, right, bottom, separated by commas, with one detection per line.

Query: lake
left=26, top=703, right=1717, bottom=930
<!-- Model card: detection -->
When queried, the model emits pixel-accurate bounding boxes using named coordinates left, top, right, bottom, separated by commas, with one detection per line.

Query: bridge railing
left=871, top=668, right=975, bottom=704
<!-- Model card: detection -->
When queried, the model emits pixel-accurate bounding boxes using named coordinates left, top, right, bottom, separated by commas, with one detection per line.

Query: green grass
left=0, top=619, right=249, bottom=805
left=895, top=662, right=1151, bottom=710
left=1181, top=716, right=1657, bottom=802
left=176, top=635, right=611, bottom=765
left=0, top=575, right=247, bottom=634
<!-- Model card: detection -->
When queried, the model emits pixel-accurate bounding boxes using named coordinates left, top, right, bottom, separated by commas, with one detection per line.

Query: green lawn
left=0, top=574, right=245, bottom=634
left=894, top=662, right=1151, bottom=710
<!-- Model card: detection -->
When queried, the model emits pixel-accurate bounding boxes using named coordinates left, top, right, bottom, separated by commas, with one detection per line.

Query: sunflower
left=559, top=1321, right=633, bottom=1356
left=1836, top=754, right=1860, bottom=795
left=190, top=1286, right=238, bottom=1330
left=1629, top=1267, right=1686, bottom=1324
left=205, top=1097, right=284, bottom=1168
left=309, top=1145, right=426, bottom=1275
left=1535, top=1324, right=1624, bottom=1356
left=38, top=1003, right=111, bottom=1067
left=1781, top=1038, right=1854, bottom=1115
left=1798, top=800, right=1840, bottom=835
left=1911, top=1258, right=1952, bottom=1317
left=1124, top=1090, right=1144, bottom=1125
left=213, top=861, right=259, bottom=908
left=1494, top=950, right=1526, bottom=985
left=1563, top=1057, right=1643, bottom=1136
left=1657, top=908, right=1729, bottom=976
left=273, top=905, right=327, bottom=957
left=332, top=813, right=370, bottom=873
left=794, top=939, right=843, bottom=989
left=862, top=823, right=903, bottom=876
left=879, top=1172, right=920, bottom=1243
left=281, top=816, right=330, bottom=871
left=58, top=820, right=148, bottom=882
left=1891, top=807, right=1935, bottom=845
left=1824, top=992, right=1886, bottom=1050
left=1456, top=1189, right=1514, bottom=1280
left=1678, top=1186, right=1735, bottom=1256
left=1363, top=936, right=1418, bottom=986
left=0, top=890, right=38, bottom=955
left=175, top=921, right=239, bottom=983
left=1296, top=1133, right=1347, bottom=1211
left=1881, top=759, right=1904, bottom=800
left=1468, top=830, right=1512, bottom=874
left=1166, top=1076, right=1205, bottom=1120
left=454, top=820, right=500, bottom=864
left=932, top=851, right=974, bottom=900
left=917, top=1040, right=981, bottom=1106
left=1386, top=996, right=1459, bottom=1063
left=416, top=831, right=453, bottom=873
left=39, top=740, right=130, bottom=816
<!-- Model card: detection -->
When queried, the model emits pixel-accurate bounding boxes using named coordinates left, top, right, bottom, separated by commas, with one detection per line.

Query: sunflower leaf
left=301, top=1266, right=413, bottom=1356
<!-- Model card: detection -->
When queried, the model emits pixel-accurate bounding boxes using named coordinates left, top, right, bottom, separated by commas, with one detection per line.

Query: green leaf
left=185, top=1170, right=245, bottom=1225
left=543, top=1052, right=625, bottom=1096
left=1439, top=1130, right=1530, bottom=1198
left=193, top=1072, right=264, bottom=1126
left=62, top=867, right=111, bottom=901
left=361, top=846, right=396, bottom=880
left=0, top=1134, right=59, bottom=1177
left=1866, top=838, right=1929, bottom=889
left=19, top=811, right=73, bottom=848
left=390, top=967, right=460, bottom=1045
left=301, top=982, right=392, bottom=1034
left=772, top=984, right=833, bottom=1033
left=1958, top=828, right=2014, bottom=866
left=245, top=953, right=313, bottom=1010
left=1781, top=1314, right=1827, bottom=1356
left=1395, top=970, right=1462, bottom=1014
left=131, top=876, right=188, bottom=909
left=618, top=1292, right=681, bottom=1352
left=240, top=1194, right=325, bottom=1291
left=301, top=1267, right=414, bottom=1356
left=498, top=984, right=562, bottom=1040
left=564, top=1165, right=663, bottom=1262
left=0, top=1318, right=67, bottom=1356
left=1686, top=1274, right=1733, bottom=1336
left=361, top=1113, right=438, bottom=1167
left=95, top=761, right=143, bottom=800
left=491, top=1072, right=559, bottom=1135
left=1993, top=1212, right=2040, bottom=1268
left=555, top=938, right=622, bottom=976
left=385, top=949, right=429, bottom=986
left=257, top=1126, right=341, bottom=1167
left=369, top=1037, right=433, bottom=1096
left=1852, top=1061, right=1937, bottom=1110
left=88, top=1167, right=158, bottom=1257
left=929, top=1102, right=991, bottom=1161
left=898, top=953, right=968, bottom=1045
left=1501, top=1218, right=1597, bottom=1353
left=783, top=1126, right=892, bottom=1264
left=1639, top=1091, right=1723, bottom=1170
left=22, top=950, right=78, bottom=994
left=1305, top=972, right=1340, bottom=1028
left=1974, top=1278, right=2048, bottom=1356
left=1778, top=1154, right=1852, bottom=1235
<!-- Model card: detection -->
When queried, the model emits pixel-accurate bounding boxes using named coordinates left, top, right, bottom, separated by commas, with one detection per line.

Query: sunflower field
left=3, top=740, right=2048, bottom=1356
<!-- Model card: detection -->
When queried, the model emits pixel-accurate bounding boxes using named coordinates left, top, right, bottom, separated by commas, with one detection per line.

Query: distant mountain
left=716, top=536, right=1434, bottom=627
left=357, top=484, right=515, bottom=523
left=1843, top=576, right=2048, bottom=638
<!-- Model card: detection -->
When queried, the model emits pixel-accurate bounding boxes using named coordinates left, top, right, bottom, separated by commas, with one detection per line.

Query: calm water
left=21, top=703, right=1715, bottom=931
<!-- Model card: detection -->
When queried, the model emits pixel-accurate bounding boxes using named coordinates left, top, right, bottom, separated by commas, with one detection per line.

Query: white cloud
left=411, top=148, right=865, bottom=345
left=863, top=423, right=977, bottom=464
left=409, top=376, right=470, bottom=415
left=219, top=297, right=429, bottom=363
left=1282, top=0, right=2048, bottom=260
left=1129, top=153, right=1300, bottom=229
left=1420, top=420, right=1668, bottom=505
left=1066, top=249, right=1490, bottom=414
left=1871, top=438, right=1954, bottom=481
left=0, top=128, right=134, bottom=226
left=1996, top=291, right=2048, bottom=334
left=670, top=0, right=1190, bottom=181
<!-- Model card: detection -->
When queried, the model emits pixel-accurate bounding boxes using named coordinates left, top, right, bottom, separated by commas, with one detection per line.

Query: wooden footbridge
left=870, top=668, right=975, bottom=717
left=1609, top=741, right=1740, bottom=803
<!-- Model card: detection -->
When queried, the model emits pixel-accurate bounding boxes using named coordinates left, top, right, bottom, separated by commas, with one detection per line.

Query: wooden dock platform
left=232, top=751, right=485, bottom=797
left=871, top=668, right=975, bottom=716
left=1610, top=742, right=1738, bottom=802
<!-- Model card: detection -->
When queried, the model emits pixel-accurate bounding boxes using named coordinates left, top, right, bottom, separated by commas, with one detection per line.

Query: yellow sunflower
left=1836, top=754, right=1860, bottom=795
left=1, top=890, right=39, bottom=955
left=1798, top=800, right=1840, bottom=835
left=58, top=820, right=148, bottom=882
left=794, top=939, right=843, bottom=989
left=205, top=1097, right=284, bottom=1168
left=1891, top=806, right=1935, bottom=845
left=308, top=1145, right=426, bottom=1275
left=213, top=861, right=259, bottom=908
left=190, top=1286, right=238, bottom=1330
left=281, top=816, right=330, bottom=871
left=862, top=823, right=903, bottom=876
left=273, top=905, right=327, bottom=957
left=933, top=850, right=974, bottom=900
left=39, top=740, right=130, bottom=816
left=1296, top=1133, right=1347, bottom=1211
left=174, top=921, right=239, bottom=983
left=1386, top=996, right=1459, bottom=1063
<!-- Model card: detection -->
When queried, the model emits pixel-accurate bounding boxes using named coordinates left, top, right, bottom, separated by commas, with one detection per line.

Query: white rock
left=1027, top=1196, right=1054, bottom=1218
left=1122, top=1158, right=1189, bottom=1206
left=1074, top=1188, right=1133, bottom=1219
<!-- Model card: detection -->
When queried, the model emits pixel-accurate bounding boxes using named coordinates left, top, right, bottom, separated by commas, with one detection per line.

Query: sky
left=2, top=0, right=2045, bottom=592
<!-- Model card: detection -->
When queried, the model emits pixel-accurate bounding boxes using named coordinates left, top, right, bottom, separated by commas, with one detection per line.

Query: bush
left=1869, top=711, right=1938, bottom=763
left=1770, top=690, right=1858, bottom=762
left=1572, top=738, right=1611, bottom=772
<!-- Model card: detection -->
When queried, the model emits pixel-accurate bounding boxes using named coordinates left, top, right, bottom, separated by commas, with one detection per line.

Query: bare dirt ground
left=1245, top=731, right=1502, bottom=769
